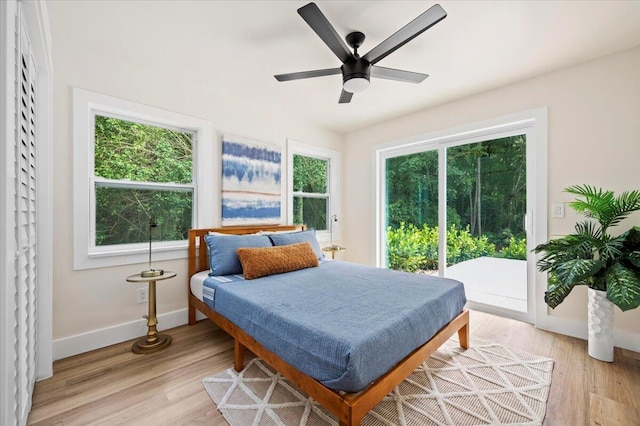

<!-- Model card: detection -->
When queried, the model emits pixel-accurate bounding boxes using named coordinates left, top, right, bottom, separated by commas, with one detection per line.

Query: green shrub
left=446, top=225, right=496, bottom=264
left=387, top=223, right=497, bottom=272
left=497, top=236, right=527, bottom=260
left=387, top=223, right=435, bottom=272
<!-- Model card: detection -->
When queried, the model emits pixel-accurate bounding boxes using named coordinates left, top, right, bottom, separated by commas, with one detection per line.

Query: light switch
left=552, top=204, right=565, bottom=218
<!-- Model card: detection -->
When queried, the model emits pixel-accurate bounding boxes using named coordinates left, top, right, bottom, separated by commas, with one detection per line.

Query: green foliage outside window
left=293, top=196, right=327, bottom=231
left=387, top=223, right=497, bottom=272
left=386, top=135, right=527, bottom=271
left=386, top=150, right=439, bottom=229
left=95, top=116, right=192, bottom=183
left=496, top=236, right=528, bottom=260
left=293, top=155, right=327, bottom=193
left=387, top=223, right=526, bottom=272
left=293, top=154, right=328, bottom=230
left=94, top=115, right=193, bottom=246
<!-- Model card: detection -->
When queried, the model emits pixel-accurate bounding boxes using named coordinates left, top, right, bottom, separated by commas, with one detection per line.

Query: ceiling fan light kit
left=342, top=59, right=370, bottom=93
left=343, top=75, right=369, bottom=93
left=274, top=2, right=447, bottom=103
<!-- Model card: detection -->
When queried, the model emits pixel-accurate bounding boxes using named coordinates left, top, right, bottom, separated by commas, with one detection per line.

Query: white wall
left=48, top=0, right=640, bottom=356
left=50, top=19, right=341, bottom=358
left=342, top=47, right=640, bottom=346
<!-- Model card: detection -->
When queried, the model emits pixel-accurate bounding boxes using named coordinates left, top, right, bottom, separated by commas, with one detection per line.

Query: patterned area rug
left=203, top=342, right=554, bottom=426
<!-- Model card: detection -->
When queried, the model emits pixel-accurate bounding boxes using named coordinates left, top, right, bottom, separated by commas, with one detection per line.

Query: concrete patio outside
left=445, top=256, right=527, bottom=312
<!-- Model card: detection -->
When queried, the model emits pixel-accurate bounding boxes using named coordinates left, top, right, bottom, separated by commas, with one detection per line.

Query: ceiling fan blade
left=274, top=68, right=341, bottom=82
left=338, top=89, right=353, bottom=104
left=371, top=66, right=429, bottom=83
left=298, top=2, right=354, bottom=64
left=362, top=4, right=447, bottom=65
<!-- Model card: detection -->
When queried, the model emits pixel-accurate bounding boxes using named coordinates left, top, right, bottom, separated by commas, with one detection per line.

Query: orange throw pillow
left=236, top=241, right=319, bottom=280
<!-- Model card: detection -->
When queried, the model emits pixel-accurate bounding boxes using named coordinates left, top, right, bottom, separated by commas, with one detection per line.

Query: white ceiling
left=47, top=1, right=640, bottom=134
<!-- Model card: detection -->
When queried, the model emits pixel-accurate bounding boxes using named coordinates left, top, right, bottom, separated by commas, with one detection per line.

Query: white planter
left=587, top=288, right=614, bottom=362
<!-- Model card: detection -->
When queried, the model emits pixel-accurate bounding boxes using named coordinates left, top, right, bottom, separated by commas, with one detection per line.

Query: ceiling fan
left=274, top=2, right=447, bottom=104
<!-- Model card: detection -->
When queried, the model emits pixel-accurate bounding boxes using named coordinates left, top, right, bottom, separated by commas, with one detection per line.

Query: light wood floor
left=28, top=310, right=640, bottom=425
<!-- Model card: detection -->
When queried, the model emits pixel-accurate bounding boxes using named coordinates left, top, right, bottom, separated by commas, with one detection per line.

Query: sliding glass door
left=445, top=136, right=527, bottom=313
left=380, top=125, right=535, bottom=321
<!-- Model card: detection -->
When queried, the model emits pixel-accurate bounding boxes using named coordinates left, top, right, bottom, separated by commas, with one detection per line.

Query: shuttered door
left=12, top=15, right=38, bottom=426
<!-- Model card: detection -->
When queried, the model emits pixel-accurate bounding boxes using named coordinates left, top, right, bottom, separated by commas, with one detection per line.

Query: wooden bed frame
left=188, top=225, right=469, bottom=426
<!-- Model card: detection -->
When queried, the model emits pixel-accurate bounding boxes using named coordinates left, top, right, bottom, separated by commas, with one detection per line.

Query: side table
left=126, top=271, right=177, bottom=354
left=322, top=245, right=346, bottom=260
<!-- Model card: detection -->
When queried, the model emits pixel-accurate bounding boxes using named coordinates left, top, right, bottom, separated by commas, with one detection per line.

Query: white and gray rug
left=203, top=342, right=554, bottom=426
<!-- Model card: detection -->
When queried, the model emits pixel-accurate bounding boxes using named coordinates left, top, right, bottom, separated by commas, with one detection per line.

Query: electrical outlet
left=137, top=287, right=148, bottom=304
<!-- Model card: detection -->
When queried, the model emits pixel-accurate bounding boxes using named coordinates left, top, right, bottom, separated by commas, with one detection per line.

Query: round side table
left=322, top=245, right=346, bottom=260
left=126, top=271, right=177, bottom=354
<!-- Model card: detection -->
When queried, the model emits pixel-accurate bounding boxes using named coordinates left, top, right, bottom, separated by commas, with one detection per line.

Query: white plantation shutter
left=2, top=1, right=51, bottom=424
left=4, top=10, right=39, bottom=426
left=17, top=25, right=38, bottom=423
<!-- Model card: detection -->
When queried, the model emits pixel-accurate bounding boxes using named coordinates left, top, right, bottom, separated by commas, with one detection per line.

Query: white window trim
left=89, top=111, right=196, bottom=256
left=287, top=139, right=340, bottom=244
left=73, top=88, right=213, bottom=270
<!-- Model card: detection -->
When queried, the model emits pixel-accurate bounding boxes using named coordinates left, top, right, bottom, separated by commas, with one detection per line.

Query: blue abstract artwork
left=221, top=135, right=282, bottom=226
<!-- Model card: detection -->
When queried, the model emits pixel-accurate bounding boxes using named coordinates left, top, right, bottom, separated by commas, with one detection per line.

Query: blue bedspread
left=203, top=261, right=466, bottom=392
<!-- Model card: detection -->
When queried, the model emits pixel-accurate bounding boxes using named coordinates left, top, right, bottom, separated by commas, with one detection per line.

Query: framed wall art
left=221, top=134, right=282, bottom=226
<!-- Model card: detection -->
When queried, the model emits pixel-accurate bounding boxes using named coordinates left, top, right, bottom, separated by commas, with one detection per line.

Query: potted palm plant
left=534, top=185, right=640, bottom=362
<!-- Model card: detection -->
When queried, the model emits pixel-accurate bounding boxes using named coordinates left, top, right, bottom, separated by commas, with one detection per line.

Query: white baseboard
left=537, top=315, right=640, bottom=353
left=615, top=328, right=640, bottom=353
left=52, top=306, right=639, bottom=362
left=52, top=308, right=206, bottom=360
left=469, top=302, right=640, bottom=353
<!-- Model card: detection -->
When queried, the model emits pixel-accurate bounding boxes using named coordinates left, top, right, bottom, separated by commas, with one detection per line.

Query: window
left=93, top=115, right=194, bottom=246
left=293, top=154, right=328, bottom=230
left=287, top=140, right=340, bottom=243
left=73, top=89, right=213, bottom=270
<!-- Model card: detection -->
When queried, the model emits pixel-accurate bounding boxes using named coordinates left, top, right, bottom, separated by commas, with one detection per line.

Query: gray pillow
left=204, top=233, right=272, bottom=276
left=268, top=229, right=324, bottom=260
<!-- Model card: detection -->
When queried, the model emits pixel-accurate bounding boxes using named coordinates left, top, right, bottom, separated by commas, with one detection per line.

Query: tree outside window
left=93, top=115, right=194, bottom=246
left=385, top=135, right=527, bottom=271
left=292, top=154, right=328, bottom=230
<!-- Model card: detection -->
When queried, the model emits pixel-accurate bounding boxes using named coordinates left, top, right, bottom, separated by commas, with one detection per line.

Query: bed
left=188, top=225, right=469, bottom=426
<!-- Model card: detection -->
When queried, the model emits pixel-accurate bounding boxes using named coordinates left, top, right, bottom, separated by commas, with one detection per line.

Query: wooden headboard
left=188, top=225, right=305, bottom=278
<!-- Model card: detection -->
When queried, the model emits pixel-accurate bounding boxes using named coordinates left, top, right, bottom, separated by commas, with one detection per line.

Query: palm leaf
left=534, top=233, right=596, bottom=256
left=598, top=235, right=625, bottom=264
left=534, top=233, right=598, bottom=273
left=567, top=224, right=602, bottom=258
left=534, top=243, right=573, bottom=273
left=566, top=185, right=614, bottom=223
left=574, top=220, right=602, bottom=241
left=566, top=185, right=640, bottom=232
left=606, top=190, right=640, bottom=229
left=605, top=263, right=640, bottom=311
